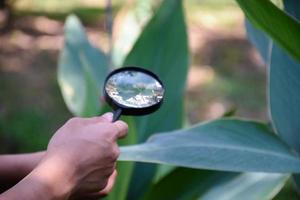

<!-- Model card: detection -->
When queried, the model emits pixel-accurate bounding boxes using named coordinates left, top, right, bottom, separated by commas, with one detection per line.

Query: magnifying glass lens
left=105, top=71, right=164, bottom=108
left=103, top=66, right=165, bottom=121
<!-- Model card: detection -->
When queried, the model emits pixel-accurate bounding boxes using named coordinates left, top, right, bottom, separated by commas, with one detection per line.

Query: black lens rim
left=103, top=66, right=165, bottom=116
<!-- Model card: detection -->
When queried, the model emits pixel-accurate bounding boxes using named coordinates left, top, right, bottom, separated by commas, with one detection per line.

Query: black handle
left=112, top=108, right=122, bottom=122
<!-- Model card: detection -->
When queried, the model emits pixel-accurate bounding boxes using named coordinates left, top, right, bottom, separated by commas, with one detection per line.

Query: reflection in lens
left=105, top=71, right=164, bottom=108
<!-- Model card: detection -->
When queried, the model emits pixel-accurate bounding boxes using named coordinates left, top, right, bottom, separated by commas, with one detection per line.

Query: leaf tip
left=64, top=14, right=87, bottom=45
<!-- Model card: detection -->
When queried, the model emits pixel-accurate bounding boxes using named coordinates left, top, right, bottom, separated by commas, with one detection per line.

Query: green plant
left=57, top=0, right=300, bottom=199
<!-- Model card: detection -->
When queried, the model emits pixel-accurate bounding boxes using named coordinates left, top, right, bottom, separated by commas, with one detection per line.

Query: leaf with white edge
left=58, top=15, right=108, bottom=117
left=268, top=0, right=300, bottom=191
left=199, top=173, right=288, bottom=200
left=268, top=0, right=300, bottom=160
left=269, top=46, right=300, bottom=154
left=245, top=20, right=272, bottom=64
left=119, top=119, right=300, bottom=173
left=141, top=167, right=288, bottom=200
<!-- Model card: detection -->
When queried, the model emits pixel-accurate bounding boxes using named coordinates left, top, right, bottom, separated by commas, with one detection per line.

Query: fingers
left=68, top=169, right=116, bottom=200
left=89, top=112, right=128, bottom=139
left=113, top=120, right=128, bottom=139
left=101, top=112, right=114, bottom=122
left=71, top=113, right=128, bottom=140
left=74, top=170, right=117, bottom=199
left=68, top=113, right=113, bottom=126
left=87, top=113, right=114, bottom=123
left=98, top=170, right=117, bottom=197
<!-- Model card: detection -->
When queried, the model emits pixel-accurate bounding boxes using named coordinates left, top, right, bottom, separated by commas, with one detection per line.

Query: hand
left=32, top=113, right=128, bottom=199
left=69, top=170, right=117, bottom=200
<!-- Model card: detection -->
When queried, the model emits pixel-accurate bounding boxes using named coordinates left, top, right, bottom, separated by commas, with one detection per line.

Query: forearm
left=0, top=152, right=45, bottom=192
left=0, top=152, right=44, bottom=182
left=0, top=172, right=58, bottom=200
left=0, top=154, right=75, bottom=200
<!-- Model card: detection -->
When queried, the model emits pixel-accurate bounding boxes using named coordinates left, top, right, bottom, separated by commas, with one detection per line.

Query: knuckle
left=107, top=153, right=117, bottom=162
left=106, top=146, right=119, bottom=161
left=112, top=146, right=120, bottom=158
left=120, top=121, right=129, bottom=131
left=113, top=121, right=128, bottom=137
left=98, top=139, right=111, bottom=152
left=99, top=124, right=115, bottom=136
left=103, top=131, right=118, bottom=142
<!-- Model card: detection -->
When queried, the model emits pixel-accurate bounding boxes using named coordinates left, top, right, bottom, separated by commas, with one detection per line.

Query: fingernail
left=102, top=112, right=113, bottom=121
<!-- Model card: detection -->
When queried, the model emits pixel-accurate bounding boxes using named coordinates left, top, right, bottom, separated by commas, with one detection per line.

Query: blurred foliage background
left=0, top=0, right=267, bottom=152
left=2, top=1, right=300, bottom=199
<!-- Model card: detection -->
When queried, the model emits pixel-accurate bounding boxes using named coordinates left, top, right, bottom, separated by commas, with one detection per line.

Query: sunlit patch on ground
left=187, top=66, right=215, bottom=90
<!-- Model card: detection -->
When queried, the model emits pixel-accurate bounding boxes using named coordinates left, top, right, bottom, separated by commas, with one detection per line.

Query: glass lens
left=105, top=70, right=164, bottom=108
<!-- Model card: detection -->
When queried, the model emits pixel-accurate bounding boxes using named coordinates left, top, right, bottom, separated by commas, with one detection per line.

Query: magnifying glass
left=103, top=66, right=165, bottom=122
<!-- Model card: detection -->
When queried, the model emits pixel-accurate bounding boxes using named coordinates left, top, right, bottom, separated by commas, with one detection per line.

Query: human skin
left=0, top=153, right=117, bottom=200
left=0, top=152, right=45, bottom=193
left=0, top=113, right=128, bottom=200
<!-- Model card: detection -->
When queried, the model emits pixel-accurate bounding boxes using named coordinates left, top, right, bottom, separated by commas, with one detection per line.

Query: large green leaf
left=268, top=0, right=300, bottom=159
left=269, top=46, right=300, bottom=153
left=284, top=0, right=300, bottom=19
left=141, top=167, right=288, bottom=200
left=123, top=0, right=189, bottom=142
left=235, top=0, right=300, bottom=63
left=58, top=15, right=108, bottom=117
left=104, top=117, right=137, bottom=200
left=268, top=0, right=300, bottom=190
left=244, top=1, right=300, bottom=154
left=142, top=168, right=237, bottom=200
left=122, top=0, right=189, bottom=199
left=245, top=20, right=271, bottom=64
left=244, top=0, right=300, bottom=191
left=199, top=173, right=288, bottom=200
left=119, top=119, right=300, bottom=173
left=112, top=0, right=154, bottom=67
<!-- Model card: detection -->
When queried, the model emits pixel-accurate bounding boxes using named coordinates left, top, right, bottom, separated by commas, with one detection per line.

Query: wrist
left=0, top=156, right=74, bottom=200
left=0, top=151, right=45, bottom=179
left=29, top=154, right=77, bottom=199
